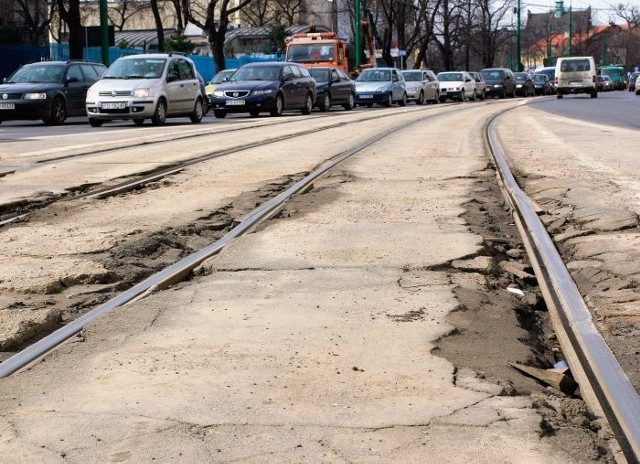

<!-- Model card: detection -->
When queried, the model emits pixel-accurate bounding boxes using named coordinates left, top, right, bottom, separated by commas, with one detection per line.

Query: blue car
left=209, top=62, right=316, bottom=118
left=355, top=67, right=407, bottom=107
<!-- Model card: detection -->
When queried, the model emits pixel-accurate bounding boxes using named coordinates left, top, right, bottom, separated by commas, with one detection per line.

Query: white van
left=555, top=56, right=597, bottom=99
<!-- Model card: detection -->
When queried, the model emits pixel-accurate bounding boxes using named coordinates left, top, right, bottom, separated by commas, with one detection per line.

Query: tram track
left=0, top=98, right=636, bottom=461
left=487, top=112, right=640, bottom=463
left=0, top=105, right=459, bottom=226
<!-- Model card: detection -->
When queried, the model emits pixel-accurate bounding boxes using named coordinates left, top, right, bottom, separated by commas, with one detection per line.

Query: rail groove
left=486, top=112, right=640, bottom=463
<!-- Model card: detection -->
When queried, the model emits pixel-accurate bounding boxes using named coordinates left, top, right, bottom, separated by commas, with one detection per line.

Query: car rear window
left=560, top=59, right=590, bottom=72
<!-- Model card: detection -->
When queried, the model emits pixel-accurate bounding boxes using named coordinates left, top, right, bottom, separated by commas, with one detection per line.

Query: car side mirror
left=331, top=75, right=340, bottom=83
left=2, top=77, right=7, bottom=84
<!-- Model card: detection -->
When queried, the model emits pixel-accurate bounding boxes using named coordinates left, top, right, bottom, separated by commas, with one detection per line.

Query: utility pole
left=99, top=0, right=109, bottom=65
left=568, top=5, right=572, bottom=57
left=547, top=22, right=552, bottom=64
left=516, top=0, right=521, bottom=71
left=354, top=0, right=361, bottom=67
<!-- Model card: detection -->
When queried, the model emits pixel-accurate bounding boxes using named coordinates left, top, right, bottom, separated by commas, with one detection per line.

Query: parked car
left=86, top=53, right=204, bottom=126
left=308, top=66, right=355, bottom=111
left=555, top=56, right=597, bottom=99
left=480, top=68, right=516, bottom=98
left=532, top=74, right=552, bottom=95
left=514, top=72, right=536, bottom=97
left=535, top=66, right=556, bottom=94
left=0, top=60, right=106, bottom=125
left=436, top=71, right=476, bottom=102
left=205, top=68, right=236, bottom=104
left=355, top=67, right=407, bottom=107
left=400, top=69, right=439, bottom=104
left=209, top=62, right=316, bottom=118
left=468, top=72, right=486, bottom=100
left=628, top=71, right=640, bottom=92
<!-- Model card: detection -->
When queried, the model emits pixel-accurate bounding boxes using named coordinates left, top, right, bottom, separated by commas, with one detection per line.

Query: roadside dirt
left=434, top=166, right=614, bottom=463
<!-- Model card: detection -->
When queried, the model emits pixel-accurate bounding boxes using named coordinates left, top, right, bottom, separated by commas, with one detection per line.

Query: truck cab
left=285, top=32, right=349, bottom=74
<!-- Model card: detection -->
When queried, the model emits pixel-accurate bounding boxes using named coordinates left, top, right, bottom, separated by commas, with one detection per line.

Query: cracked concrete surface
left=0, top=107, right=593, bottom=462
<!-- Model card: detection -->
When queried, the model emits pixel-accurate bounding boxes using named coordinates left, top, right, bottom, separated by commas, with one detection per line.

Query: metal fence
left=1, top=43, right=284, bottom=83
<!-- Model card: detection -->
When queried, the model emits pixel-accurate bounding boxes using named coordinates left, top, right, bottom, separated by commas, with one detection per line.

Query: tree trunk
left=57, top=0, right=83, bottom=59
left=151, top=0, right=165, bottom=52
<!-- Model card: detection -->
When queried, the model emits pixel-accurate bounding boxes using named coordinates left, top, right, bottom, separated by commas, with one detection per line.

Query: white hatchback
left=86, top=53, right=204, bottom=127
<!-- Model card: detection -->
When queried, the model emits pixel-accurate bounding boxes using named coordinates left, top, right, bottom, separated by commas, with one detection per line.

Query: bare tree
left=184, top=0, right=256, bottom=72
left=15, top=0, right=50, bottom=45
left=56, top=0, right=83, bottom=59
left=273, top=0, right=304, bottom=26
left=241, top=0, right=274, bottom=27
left=109, top=0, right=150, bottom=32
left=150, top=0, right=165, bottom=51
left=474, top=0, right=513, bottom=68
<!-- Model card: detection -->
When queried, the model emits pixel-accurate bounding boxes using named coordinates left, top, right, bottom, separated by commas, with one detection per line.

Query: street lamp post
left=99, top=0, right=109, bottom=65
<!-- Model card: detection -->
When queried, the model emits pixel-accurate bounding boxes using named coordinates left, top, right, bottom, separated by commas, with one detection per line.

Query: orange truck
left=285, top=32, right=350, bottom=74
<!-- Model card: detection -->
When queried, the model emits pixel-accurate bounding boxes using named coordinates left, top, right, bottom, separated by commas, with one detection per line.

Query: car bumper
left=405, top=89, right=420, bottom=99
left=209, top=94, right=276, bottom=113
left=486, top=86, right=505, bottom=96
left=86, top=98, right=157, bottom=119
left=0, top=99, right=51, bottom=121
left=440, top=89, right=462, bottom=99
left=355, top=91, right=388, bottom=105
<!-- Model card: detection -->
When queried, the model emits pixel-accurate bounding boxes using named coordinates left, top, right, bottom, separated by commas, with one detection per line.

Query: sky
left=521, top=0, right=640, bottom=25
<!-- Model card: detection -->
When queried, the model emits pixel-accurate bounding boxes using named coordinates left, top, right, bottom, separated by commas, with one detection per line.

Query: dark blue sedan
left=209, top=62, right=316, bottom=118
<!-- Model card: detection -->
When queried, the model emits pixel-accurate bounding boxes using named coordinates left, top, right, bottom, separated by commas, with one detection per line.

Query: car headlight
left=23, top=92, right=47, bottom=100
left=493, top=84, right=503, bottom=88
left=133, top=88, right=151, bottom=98
left=213, top=90, right=225, bottom=97
left=252, top=89, right=273, bottom=95
left=375, top=86, right=388, bottom=92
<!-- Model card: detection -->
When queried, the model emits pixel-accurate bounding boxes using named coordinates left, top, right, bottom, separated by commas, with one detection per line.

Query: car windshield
left=309, top=68, right=330, bottom=82
left=209, top=69, right=235, bottom=84
left=481, top=70, right=504, bottom=80
left=104, top=58, right=166, bottom=79
left=287, top=44, right=335, bottom=62
left=532, top=75, right=546, bottom=82
left=438, top=72, right=463, bottom=82
left=8, top=64, right=65, bottom=83
left=537, top=68, right=555, bottom=79
left=601, top=67, right=623, bottom=77
left=357, top=69, right=391, bottom=82
left=231, top=65, right=281, bottom=81
left=402, top=71, right=422, bottom=82
left=515, top=73, right=528, bottom=82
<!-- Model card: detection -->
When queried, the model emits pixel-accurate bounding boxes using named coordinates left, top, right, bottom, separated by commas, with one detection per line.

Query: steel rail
left=0, top=114, right=428, bottom=379
left=486, top=114, right=640, bottom=463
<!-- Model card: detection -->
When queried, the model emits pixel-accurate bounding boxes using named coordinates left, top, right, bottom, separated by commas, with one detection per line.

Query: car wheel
left=433, top=91, right=440, bottom=103
left=556, top=93, right=563, bottom=99
left=439, top=95, right=446, bottom=103
left=270, top=94, right=284, bottom=117
left=470, top=90, right=476, bottom=102
left=318, top=93, right=330, bottom=112
left=398, top=93, right=407, bottom=107
left=417, top=91, right=424, bottom=105
left=190, top=98, right=204, bottom=123
left=213, top=109, right=227, bottom=118
left=367, top=103, right=373, bottom=108
left=459, top=90, right=465, bottom=102
left=151, top=98, right=167, bottom=125
left=343, top=93, right=355, bottom=111
left=249, top=110, right=260, bottom=117
left=591, top=90, right=598, bottom=98
left=88, top=118, right=103, bottom=127
left=133, top=118, right=144, bottom=126
left=301, top=93, right=313, bottom=114
left=44, top=97, right=66, bottom=125
left=385, top=92, right=393, bottom=107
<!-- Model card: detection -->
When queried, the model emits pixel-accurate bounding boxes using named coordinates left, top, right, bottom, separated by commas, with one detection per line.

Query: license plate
left=359, top=95, right=373, bottom=99
left=569, top=81, right=581, bottom=86
left=101, top=102, right=126, bottom=109
left=0, top=103, right=15, bottom=110
left=226, top=99, right=245, bottom=106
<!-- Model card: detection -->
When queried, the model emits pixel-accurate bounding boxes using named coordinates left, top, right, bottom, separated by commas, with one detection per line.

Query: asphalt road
left=531, top=89, right=640, bottom=129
